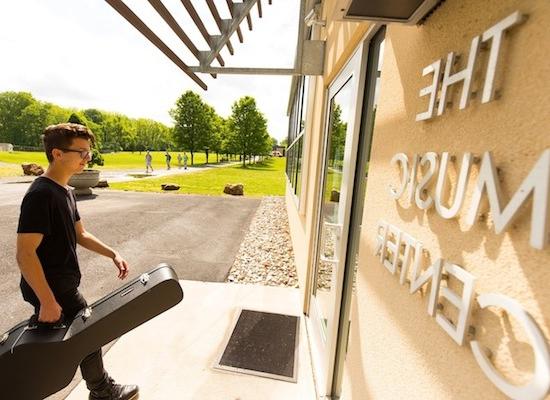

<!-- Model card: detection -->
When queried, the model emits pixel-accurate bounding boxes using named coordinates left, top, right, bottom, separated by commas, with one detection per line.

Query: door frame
left=306, top=38, right=369, bottom=398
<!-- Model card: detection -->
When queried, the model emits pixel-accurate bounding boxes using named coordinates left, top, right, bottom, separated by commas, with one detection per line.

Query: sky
left=0, top=0, right=300, bottom=141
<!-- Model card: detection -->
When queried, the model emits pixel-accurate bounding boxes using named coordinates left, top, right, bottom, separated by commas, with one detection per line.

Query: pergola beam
left=179, top=0, right=227, bottom=65
left=226, top=0, right=244, bottom=43
left=105, top=0, right=207, bottom=90
left=205, top=0, right=234, bottom=55
left=189, top=66, right=299, bottom=75
left=147, top=0, right=218, bottom=78
left=201, top=0, right=261, bottom=67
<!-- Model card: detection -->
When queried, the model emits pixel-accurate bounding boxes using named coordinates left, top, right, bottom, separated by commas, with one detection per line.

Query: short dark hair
left=42, top=123, right=95, bottom=162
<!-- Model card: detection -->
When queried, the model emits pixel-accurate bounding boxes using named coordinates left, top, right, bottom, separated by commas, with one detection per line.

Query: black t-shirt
left=17, top=176, right=82, bottom=300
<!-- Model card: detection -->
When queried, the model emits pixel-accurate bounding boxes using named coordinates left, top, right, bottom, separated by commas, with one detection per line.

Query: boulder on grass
left=161, top=183, right=180, bottom=191
left=330, top=189, right=340, bottom=203
left=94, top=180, right=109, bottom=188
left=223, top=183, right=244, bottom=196
left=21, top=163, right=44, bottom=176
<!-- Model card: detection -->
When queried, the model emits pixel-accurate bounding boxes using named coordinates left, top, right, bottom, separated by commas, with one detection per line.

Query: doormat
left=214, top=309, right=300, bottom=382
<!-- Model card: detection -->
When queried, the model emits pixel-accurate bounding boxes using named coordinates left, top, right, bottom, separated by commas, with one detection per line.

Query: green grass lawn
left=110, top=157, right=286, bottom=197
left=0, top=151, right=225, bottom=173
left=324, top=168, right=343, bottom=200
left=0, top=164, right=22, bottom=177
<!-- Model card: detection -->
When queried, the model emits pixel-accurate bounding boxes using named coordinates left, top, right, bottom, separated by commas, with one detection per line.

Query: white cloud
left=0, top=0, right=299, bottom=141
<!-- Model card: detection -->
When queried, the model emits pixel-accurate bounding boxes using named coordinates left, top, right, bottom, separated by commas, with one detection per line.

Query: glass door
left=308, top=44, right=367, bottom=397
left=332, top=27, right=386, bottom=397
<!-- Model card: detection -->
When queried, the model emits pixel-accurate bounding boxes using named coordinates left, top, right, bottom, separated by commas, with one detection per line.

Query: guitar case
left=0, top=263, right=183, bottom=399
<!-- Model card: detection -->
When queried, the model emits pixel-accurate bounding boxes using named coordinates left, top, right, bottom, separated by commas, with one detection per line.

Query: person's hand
left=39, top=300, right=62, bottom=323
left=112, top=251, right=130, bottom=279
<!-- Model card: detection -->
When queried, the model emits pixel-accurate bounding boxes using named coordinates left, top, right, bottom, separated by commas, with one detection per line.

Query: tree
left=328, top=104, right=347, bottom=169
left=0, top=91, right=35, bottom=145
left=19, top=101, right=51, bottom=146
left=0, top=91, right=176, bottom=154
left=170, top=91, right=211, bottom=166
left=227, top=96, right=269, bottom=167
left=45, top=104, right=71, bottom=127
left=83, top=109, right=104, bottom=125
left=209, top=113, right=225, bottom=163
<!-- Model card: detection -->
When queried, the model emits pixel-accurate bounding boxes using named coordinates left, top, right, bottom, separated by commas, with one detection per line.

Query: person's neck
left=43, top=164, right=72, bottom=187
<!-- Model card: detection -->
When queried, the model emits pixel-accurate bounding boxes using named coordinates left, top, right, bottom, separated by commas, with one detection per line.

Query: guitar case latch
left=139, top=273, right=150, bottom=286
left=0, top=332, right=8, bottom=346
left=81, top=307, right=92, bottom=321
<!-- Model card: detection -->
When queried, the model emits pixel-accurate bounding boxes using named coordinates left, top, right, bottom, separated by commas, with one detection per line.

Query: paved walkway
left=102, top=160, right=243, bottom=183
left=66, top=281, right=315, bottom=400
left=0, top=160, right=240, bottom=184
left=0, top=189, right=260, bottom=334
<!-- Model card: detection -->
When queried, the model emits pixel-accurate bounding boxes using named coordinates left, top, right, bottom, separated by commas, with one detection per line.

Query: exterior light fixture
left=335, top=0, right=442, bottom=25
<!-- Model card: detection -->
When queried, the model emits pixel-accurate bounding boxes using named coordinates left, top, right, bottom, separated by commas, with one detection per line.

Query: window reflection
left=286, top=76, right=309, bottom=200
left=315, top=78, right=353, bottom=293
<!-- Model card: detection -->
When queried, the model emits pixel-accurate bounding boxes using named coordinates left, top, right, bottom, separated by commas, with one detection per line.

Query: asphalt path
left=0, top=183, right=260, bottom=334
left=1, top=182, right=261, bottom=399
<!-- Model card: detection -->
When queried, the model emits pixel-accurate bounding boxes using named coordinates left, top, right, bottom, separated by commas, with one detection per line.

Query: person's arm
left=75, top=220, right=129, bottom=279
left=16, top=233, right=62, bottom=322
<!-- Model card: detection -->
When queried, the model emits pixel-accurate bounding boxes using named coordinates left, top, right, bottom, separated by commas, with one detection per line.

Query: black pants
left=24, top=288, right=108, bottom=390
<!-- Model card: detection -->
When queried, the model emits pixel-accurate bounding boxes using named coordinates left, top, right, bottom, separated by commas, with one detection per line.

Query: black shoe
left=89, top=377, right=139, bottom=400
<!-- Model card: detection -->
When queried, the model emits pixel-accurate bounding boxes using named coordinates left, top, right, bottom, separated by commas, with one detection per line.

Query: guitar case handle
left=28, top=313, right=67, bottom=330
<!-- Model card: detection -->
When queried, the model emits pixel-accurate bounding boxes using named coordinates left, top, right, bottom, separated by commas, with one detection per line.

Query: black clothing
left=89, top=377, right=139, bottom=400
left=17, top=177, right=108, bottom=391
left=26, top=288, right=108, bottom=390
left=17, top=176, right=81, bottom=299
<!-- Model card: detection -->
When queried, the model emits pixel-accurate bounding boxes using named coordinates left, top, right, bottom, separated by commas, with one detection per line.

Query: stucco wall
left=341, top=0, right=550, bottom=399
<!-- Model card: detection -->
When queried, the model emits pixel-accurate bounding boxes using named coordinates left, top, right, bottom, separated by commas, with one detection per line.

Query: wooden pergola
left=105, top=0, right=323, bottom=90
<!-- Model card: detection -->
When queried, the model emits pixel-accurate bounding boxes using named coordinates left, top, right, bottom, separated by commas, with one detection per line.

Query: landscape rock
left=224, top=183, right=244, bottom=196
left=226, top=197, right=299, bottom=288
left=21, top=163, right=44, bottom=176
left=330, top=189, right=340, bottom=203
left=161, top=183, right=180, bottom=191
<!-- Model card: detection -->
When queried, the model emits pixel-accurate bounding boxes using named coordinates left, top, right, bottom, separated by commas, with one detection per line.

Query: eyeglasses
left=60, top=148, right=92, bottom=159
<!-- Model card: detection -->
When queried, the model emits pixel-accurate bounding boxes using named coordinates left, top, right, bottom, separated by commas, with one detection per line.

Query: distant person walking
left=145, top=150, right=153, bottom=173
left=177, top=153, right=182, bottom=168
left=165, top=151, right=172, bottom=170
left=183, top=152, right=188, bottom=170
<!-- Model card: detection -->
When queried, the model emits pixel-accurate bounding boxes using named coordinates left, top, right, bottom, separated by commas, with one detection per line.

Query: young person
left=16, top=123, right=139, bottom=400
left=164, top=151, right=171, bottom=170
left=145, top=150, right=153, bottom=173
left=183, top=152, right=188, bottom=170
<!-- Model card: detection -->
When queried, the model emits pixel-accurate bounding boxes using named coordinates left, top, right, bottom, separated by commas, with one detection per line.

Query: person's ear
left=51, top=148, right=63, bottom=161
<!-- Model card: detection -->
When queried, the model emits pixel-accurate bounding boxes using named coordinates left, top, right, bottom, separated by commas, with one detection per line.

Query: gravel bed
left=227, top=196, right=299, bottom=288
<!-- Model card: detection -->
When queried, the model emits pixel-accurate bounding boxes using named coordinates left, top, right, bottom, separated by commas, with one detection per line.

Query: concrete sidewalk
left=66, top=281, right=316, bottom=400
left=100, top=161, right=240, bottom=183
left=0, top=161, right=239, bottom=184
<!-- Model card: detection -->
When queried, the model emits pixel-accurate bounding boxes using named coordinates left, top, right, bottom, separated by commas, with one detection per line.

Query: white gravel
left=226, top=196, right=299, bottom=288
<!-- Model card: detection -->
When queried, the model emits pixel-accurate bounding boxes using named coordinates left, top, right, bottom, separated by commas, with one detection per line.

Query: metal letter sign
left=416, top=11, right=526, bottom=121
left=389, top=150, right=550, bottom=250
left=375, top=222, right=550, bottom=399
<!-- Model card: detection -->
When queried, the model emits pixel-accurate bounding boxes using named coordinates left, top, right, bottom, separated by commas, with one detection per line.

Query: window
left=286, top=75, right=309, bottom=201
